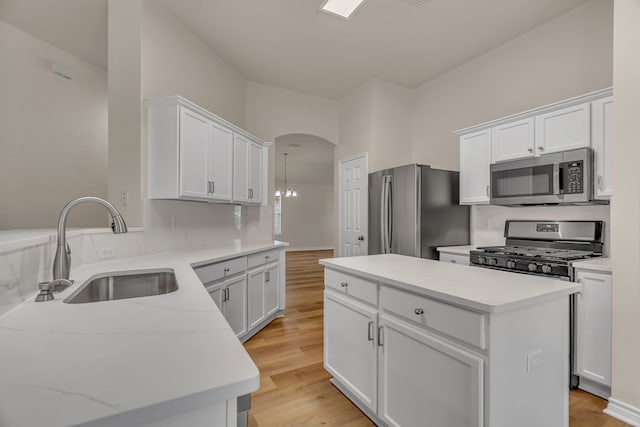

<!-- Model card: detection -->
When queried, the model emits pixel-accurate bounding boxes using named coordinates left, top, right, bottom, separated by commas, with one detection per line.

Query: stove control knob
left=487, top=258, right=498, bottom=266
left=507, top=260, right=517, bottom=269
left=542, top=264, right=552, bottom=274
left=528, top=263, right=538, bottom=272
left=477, top=256, right=486, bottom=265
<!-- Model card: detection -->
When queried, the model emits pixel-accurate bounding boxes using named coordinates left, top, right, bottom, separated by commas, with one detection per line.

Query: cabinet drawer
left=325, top=269, right=377, bottom=306
left=195, top=256, right=247, bottom=284
left=248, top=249, right=280, bottom=269
left=439, top=253, right=470, bottom=266
left=380, top=285, right=486, bottom=349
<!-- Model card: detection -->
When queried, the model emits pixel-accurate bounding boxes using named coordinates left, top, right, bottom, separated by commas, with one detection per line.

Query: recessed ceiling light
left=319, top=0, right=366, bottom=19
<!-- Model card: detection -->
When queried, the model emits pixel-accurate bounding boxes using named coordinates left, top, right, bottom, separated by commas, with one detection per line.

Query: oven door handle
left=553, top=163, right=562, bottom=195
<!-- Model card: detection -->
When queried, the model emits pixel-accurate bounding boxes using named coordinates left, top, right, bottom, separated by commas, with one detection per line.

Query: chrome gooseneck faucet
left=53, top=197, right=128, bottom=281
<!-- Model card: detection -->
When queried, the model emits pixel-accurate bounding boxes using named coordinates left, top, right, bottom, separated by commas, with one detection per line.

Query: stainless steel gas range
left=470, top=220, right=605, bottom=388
left=470, top=220, right=604, bottom=281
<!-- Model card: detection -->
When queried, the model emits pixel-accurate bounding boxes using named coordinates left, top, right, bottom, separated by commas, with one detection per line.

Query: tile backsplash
left=0, top=199, right=273, bottom=315
left=472, top=204, right=610, bottom=254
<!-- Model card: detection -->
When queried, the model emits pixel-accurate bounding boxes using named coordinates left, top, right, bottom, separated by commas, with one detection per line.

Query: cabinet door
left=324, top=291, right=378, bottom=413
left=591, top=97, right=613, bottom=200
left=247, top=267, right=265, bottom=330
left=223, top=275, right=248, bottom=338
left=265, top=263, right=279, bottom=317
left=208, top=121, right=233, bottom=201
left=248, top=142, right=263, bottom=203
left=233, top=134, right=250, bottom=203
left=535, top=103, right=590, bottom=155
left=460, top=129, right=491, bottom=205
left=205, top=282, right=224, bottom=311
left=179, top=108, right=210, bottom=200
left=491, top=118, right=535, bottom=162
left=378, top=315, right=483, bottom=427
left=575, top=270, right=612, bottom=387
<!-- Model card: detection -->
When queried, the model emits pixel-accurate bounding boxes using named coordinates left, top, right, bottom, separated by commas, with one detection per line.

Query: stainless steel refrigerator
left=368, top=164, right=470, bottom=259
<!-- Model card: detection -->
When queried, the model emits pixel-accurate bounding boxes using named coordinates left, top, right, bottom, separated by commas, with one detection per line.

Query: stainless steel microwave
left=490, top=148, right=606, bottom=206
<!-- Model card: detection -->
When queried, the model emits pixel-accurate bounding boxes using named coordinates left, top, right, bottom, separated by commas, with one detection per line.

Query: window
left=274, top=195, right=282, bottom=235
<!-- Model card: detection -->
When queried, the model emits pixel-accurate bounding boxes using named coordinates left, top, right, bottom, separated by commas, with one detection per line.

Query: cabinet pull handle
left=377, top=326, right=384, bottom=346
left=414, top=308, right=424, bottom=315
left=211, top=181, right=215, bottom=193
left=340, top=282, right=348, bottom=288
left=450, top=259, right=456, bottom=264
left=537, top=146, right=544, bottom=151
left=265, top=271, right=270, bottom=282
left=597, top=175, right=603, bottom=190
left=265, top=255, right=269, bottom=262
left=485, top=185, right=490, bottom=197
left=368, top=321, right=374, bottom=341
left=527, top=147, right=534, bottom=153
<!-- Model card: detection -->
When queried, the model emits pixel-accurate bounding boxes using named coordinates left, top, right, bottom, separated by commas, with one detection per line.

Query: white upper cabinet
left=146, top=96, right=268, bottom=205
left=591, top=96, right=614, bottom=200
left=535, top=103, right=590, bottom=155
left=460, top=129, right=491, bottom=205
left=233, top=135, right=263, bottom=204
left=491, top=118, right=535, bottom=162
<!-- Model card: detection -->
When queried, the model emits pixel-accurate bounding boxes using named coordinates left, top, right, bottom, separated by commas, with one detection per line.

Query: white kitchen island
left=320, top=254, right=581, bottom=427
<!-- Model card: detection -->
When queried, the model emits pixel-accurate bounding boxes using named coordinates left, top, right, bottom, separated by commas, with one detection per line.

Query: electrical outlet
left=120, top=191, right=129, bottom=207
left=527, top=350, right=543, bottom=372
left=98, top=247, right=115, bottom=259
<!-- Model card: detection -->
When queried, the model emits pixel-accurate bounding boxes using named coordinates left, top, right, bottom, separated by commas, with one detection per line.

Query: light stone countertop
left=436, top=245, right=477, bottom=255
left=572, top=257, right=612, bottom=273
left=320, top=254, right=581, bottom=314
left=0, top=241, right=287, bottom=427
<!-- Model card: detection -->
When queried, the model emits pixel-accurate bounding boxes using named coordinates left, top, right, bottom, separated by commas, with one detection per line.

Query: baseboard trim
left=604, top=397, right=640, bottom=426
left=285, top=246, right=334, bottom=252
left=577, top=377, right=611, bottom=400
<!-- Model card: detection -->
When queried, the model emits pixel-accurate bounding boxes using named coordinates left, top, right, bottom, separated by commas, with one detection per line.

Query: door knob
left=357, top=235, right=365, bottom=241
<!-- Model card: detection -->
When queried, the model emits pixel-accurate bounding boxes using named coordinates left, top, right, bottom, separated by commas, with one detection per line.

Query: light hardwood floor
left=244, top=250, right=628, bottom=427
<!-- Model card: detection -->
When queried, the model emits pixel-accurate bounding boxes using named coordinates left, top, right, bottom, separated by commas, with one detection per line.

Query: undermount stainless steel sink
left=64, top=270, right=178, bottom=304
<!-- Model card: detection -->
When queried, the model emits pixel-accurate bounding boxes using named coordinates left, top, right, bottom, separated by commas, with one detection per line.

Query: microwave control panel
left=562, top=160, right=583, bottom=194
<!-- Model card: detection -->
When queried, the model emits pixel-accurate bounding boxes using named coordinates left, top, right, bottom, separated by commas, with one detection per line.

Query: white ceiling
left=0, top=0, right=590, bottom=97
left=0, top=0, right=107, bottom=69
left=275, top=134, right=334, bottom=186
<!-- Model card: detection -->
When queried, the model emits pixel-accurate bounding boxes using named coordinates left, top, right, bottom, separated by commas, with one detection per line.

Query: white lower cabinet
left=574, top=269, right=612, bottom=398
left=378, top=315, right=483, bottom=427
left=198, top=248, right=285, bottom=341
left=207, top=275, right=247, bottom=338
left=324, top=290, right=378, bottom=412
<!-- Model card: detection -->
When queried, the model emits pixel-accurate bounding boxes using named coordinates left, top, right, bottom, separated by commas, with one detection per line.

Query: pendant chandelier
left=275, top=153, right=297, bottom=198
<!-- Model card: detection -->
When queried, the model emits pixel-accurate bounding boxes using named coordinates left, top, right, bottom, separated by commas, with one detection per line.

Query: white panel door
left=378, top=315, right=484, bottom=427
left=491, top=118, right=535, bottom=162
left=179, top=107, right=210, bottom=200
left=591, top=96, right=614, bottom=200
left=223, top=275, right=247, bottom=338
left=232, top=134, right=250, bottom=203
left=265, top=264, right=279, bottom=317
left=460, top=129, right=491, bottom=204
left=575, top=270, right=612, bottom=387
left=338, top=153, right=368, bottom=257
left=324, top=291, right=378, bottom=413
left=535, top=103, right=590, bottom=155
left=247, top=268, right=265, bottom=330
left=208, top=121, right=233, bottom=201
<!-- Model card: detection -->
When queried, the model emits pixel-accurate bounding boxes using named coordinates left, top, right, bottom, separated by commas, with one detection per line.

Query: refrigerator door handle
left=387, top=177, right=393, bottom=253
left=381, top=175, right=388, bottom=253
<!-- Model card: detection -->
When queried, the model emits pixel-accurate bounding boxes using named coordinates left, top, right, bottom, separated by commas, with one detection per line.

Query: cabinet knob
left=414, top=308, right=424, bottom=315
left=537, top=146, right=544, bottom=151
left=527, top=147, right=534, bottom=153
left=340, top=282, right=348, bottom=288
left=224, top=267, right=230, bottom=273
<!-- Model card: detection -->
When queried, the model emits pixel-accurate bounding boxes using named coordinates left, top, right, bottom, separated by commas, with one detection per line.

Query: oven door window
left=492, top=164, right=555, bottom=198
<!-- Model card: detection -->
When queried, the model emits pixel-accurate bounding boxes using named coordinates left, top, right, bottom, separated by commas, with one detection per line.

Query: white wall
left=278, top=183, right=334, bottom=250
left=412, top=0, right=614, bottom=171
left=608, top=0, right=640, bottom=420
left=0, top=20, right=108, bottom=229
